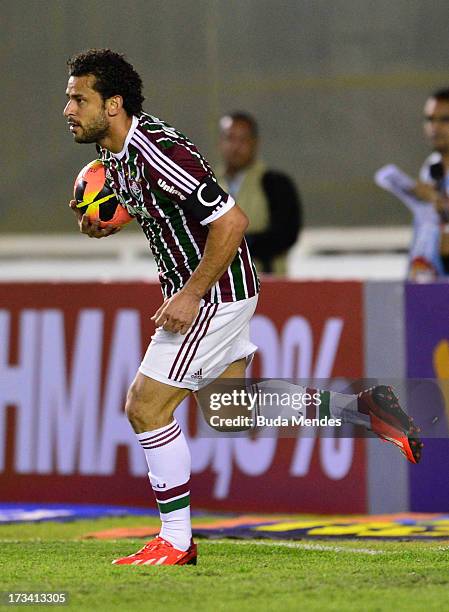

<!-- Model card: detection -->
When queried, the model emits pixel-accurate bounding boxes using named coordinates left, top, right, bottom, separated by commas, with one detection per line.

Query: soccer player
left=64, top=49, right=422, bottom=566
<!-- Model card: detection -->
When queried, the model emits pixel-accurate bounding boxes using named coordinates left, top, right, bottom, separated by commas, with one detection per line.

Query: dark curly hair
left=67, top=49, right=144, bottom=116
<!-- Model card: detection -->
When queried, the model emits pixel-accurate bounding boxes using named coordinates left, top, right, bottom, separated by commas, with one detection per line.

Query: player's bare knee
left=125, top=377, right=177, bottom=432
left=125, top=395, right=160, bottom=432
left=125, top=380, right=151, bottom=423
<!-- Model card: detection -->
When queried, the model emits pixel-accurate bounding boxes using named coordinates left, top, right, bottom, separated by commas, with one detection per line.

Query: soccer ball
left=73, top=159, right=134, bottom=228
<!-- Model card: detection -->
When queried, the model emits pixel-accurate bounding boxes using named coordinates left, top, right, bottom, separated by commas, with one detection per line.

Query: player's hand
left=151, top=290, right=201, bottom=334
left=69, top=200, right=122, bottom=238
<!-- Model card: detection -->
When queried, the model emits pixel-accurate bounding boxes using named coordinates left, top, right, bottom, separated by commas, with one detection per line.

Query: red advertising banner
left=0, top=280, right=366, bottom=513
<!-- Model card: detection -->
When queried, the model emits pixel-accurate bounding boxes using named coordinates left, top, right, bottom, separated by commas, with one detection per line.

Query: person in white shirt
left=411, top=88, right=449, bottom=276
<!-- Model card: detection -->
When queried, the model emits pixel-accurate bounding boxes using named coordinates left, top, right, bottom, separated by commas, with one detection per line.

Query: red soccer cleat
left=112, top=536, right=197, bottom=566
left=358, top=385, right=423, bottom=464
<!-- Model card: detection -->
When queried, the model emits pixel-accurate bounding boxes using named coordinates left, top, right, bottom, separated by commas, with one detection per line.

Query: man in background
left=411, top=88, right=449, bottom=276
left=216, top=112, right=302, bottom=275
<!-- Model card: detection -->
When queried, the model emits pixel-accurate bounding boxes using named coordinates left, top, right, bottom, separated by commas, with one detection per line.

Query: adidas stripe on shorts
left=139, top=295, right=258, bottom=391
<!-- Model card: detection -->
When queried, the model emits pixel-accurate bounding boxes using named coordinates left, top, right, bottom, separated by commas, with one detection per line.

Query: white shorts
left=139, top=295, right=258, bottom=391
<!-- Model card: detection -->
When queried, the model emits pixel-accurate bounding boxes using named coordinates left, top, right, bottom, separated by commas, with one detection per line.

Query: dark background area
left=2, top=0, right=449, bottom=232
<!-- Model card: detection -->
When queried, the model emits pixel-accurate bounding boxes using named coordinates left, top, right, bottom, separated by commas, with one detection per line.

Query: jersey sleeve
left=135, top=131, right=234, bottom=225
left=182, top=174, right=235, bottom=225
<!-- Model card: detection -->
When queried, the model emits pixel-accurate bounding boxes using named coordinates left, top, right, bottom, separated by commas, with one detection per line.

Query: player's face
left=64, top=75, right=110, bottom=144
left=423, top=98, right=449, bottom=154
left=219, top=119, right=258, bottom=172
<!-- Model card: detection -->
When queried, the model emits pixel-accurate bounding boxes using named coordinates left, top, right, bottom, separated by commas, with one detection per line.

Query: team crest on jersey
left=130, top=179, right=142, bottom=200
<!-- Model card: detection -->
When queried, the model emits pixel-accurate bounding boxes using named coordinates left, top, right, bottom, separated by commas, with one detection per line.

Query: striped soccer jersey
left=98, top=113, right=259, bottom=303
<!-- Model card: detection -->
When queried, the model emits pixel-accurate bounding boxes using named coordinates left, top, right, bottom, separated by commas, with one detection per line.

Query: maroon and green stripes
left=305, top=389, right=331, bottom=419
left=157, top=495, right=190, bottom=514
left=319, top=391, right=331, bottom=419
left=153, top=481, right=190, bottom=515
left=99, top=112, right=259, bottom=304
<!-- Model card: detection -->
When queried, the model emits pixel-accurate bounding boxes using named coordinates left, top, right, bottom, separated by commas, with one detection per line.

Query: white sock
left=328, top=390, right=370, bottom=427
left=137, top=418, right=192, bottom=552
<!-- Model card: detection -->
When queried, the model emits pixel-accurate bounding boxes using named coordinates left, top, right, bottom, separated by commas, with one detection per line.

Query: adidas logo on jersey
left=157, top=178, right=186, bottom=201
left=191, top=368, right=203, bottom=380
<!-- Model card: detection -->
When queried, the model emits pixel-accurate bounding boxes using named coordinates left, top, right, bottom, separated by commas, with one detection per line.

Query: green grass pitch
left=2, top=516, right=449, bottom=611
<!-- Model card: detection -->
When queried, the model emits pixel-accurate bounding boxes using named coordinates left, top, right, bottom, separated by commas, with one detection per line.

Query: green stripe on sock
left=319, top=391, right=331, bottom=419
left=157, top=494, right=190, bottom=514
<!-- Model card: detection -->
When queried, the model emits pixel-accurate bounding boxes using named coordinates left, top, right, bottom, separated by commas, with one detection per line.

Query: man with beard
left=64, top=48, right=259, bottom=567
left=63, top=48, right=423, bottom=568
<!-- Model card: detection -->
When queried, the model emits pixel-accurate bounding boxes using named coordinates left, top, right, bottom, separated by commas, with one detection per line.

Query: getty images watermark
left=207, top=387, right=342, bottom=429
left=195, top=377, right=448, bottom=438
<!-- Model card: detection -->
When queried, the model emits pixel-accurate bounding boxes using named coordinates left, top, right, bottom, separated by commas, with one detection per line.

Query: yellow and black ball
left=73, top=160, right=133, bottom=228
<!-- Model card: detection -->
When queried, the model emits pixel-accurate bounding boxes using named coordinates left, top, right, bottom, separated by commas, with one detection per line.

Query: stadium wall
left=3, top=0, right=449, bottom=232
left=0, top=280, right=447, bottom=514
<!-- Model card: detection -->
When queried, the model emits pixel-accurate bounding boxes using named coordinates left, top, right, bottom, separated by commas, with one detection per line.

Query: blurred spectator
left=411, top=88, right=449, bottom=277
left=216, top=112, right=302, bottom=275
